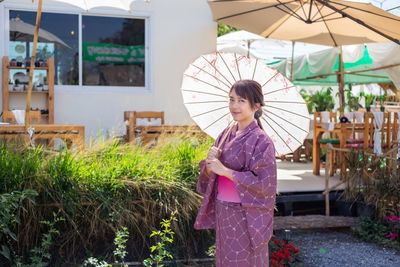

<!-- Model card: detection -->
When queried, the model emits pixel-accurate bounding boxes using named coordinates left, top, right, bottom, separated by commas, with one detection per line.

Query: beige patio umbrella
left=24, top=0, right=141, bottom=130
left=208, top=0, right=400, bottom=111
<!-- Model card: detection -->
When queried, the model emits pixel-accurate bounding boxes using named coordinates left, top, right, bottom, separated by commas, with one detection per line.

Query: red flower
left=386, top=232, right=397, bottom=240
left=386, top=215, right=400, bottom=222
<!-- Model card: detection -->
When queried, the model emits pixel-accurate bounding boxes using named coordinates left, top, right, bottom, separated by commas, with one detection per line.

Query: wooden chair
left=313, top=112, right=340, bottom=176
left=124, top=111, right=164, bottom=144
left=3, top=110, right=41, bottom=124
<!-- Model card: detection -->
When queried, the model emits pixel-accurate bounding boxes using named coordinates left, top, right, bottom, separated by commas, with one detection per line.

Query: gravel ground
left=274, top=228, right=400, bottom=267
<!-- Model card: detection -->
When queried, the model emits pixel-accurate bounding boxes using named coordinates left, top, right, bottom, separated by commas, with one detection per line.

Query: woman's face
left=229, top=89, right=258, bottom=123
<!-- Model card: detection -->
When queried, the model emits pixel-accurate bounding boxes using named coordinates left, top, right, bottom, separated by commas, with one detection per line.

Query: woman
left=194, top=80, right=277, bottom=266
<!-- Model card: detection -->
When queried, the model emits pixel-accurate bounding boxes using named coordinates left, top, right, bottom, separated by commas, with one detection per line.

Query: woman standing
left=194, top=80, right=277, bottom=266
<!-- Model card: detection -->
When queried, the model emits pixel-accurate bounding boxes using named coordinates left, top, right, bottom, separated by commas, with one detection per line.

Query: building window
left=9, top=10, right=79, bottom=85
left=8, top=10, right=146, bottom=88
left=82, top=16, right=145, bottom=87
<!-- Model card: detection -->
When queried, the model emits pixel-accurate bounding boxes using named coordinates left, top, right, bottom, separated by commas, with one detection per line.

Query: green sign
left=83, top=43, right=145, bottom=64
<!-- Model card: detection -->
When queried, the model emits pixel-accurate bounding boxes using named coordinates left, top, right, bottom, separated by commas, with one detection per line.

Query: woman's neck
left=237, top=118, right=254, bottom=132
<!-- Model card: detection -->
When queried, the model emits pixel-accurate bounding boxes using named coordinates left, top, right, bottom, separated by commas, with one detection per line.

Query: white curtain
left=366, top=42, right=400, bottom=91
left=372, top=112, right=383, bottom=156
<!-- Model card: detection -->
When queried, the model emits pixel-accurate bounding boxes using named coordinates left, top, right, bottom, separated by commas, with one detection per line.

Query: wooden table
left=0, top=124, right=85, bottom=149
left=131, top=125, right=204, bottom=144
left=313, top=121, right=365, bottom=177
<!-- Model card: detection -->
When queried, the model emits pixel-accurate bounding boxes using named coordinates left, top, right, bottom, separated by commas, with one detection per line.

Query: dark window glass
left=82, top=16, right=145, bottom=86
left=9, top=10, right=79, bottom=85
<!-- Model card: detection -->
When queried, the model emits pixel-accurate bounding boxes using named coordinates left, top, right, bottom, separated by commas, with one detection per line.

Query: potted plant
left=344, top=87, right=363, bottom=111
left=360, top=92, right=375, bottom=112
left=377, top=93, right=387, bottom=112
left=304, top=87, right=335, bottom=112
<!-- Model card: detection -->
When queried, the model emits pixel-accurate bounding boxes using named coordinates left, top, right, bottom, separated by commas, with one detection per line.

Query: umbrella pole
left=290, top=41, right=295, bottom=81
left=25, top=0, right=43, bottom=130
left=338, top=46, right=345, bottom=115
left=247, top=40, right=250, bottom=57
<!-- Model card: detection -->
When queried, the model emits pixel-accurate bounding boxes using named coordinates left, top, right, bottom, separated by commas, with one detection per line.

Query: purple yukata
left=195, top=120, right=277, bottom=267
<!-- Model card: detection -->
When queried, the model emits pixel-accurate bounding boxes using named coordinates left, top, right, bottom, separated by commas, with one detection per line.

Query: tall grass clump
left=0, top=133, right=215, bottom=265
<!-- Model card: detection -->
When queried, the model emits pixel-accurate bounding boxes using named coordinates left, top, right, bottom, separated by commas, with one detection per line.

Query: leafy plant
left=0, top=189, right=38, bottom=262
left=344, top=86, right=362, bottom=111
left=360, top=92, right=375, bottom=107
left=352, top=216, right=400, bottom=250
left=300, top=87, right=335, bottom=112
left=84, top=226, right=129, bottom=267
left=24, top=211, right=65, bottom=267
left=143, top=211, right=177, bottom=267
left=218, top=23, right=238, bottom=37
left=0, top=135, right=213, bottom=264
left=377, top=92, right=387, bottom=106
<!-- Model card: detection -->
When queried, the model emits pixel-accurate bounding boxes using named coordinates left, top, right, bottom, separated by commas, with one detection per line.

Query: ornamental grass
left=0, top=133, right=215, bottom=265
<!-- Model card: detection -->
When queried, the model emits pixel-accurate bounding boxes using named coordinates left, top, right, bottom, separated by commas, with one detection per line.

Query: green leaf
left=0, top=245, right=10, bottom=260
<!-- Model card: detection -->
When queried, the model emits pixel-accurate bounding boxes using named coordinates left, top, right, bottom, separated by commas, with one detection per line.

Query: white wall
left=0, top=0, right=217, bottom=141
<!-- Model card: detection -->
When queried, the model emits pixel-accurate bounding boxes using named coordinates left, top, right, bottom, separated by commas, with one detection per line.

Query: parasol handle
left=217, top=122, right=236, bottom=150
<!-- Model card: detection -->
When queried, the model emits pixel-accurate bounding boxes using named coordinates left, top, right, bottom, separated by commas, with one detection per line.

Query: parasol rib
left=182, top=89, right=227, bottom=98
left=262, top=4, right=302, bottom=37
left=251, top=59, right=258, bottom=80
left=263, top=85, right=295, bottom=95
left=214, top=0, right=298, bottom=21
left=184, top=74, right=228, bottom=94
left=275, top=2, right=305, bottom=22
left=218, top=53, right=238, bottom=83
left=184, top=100, right=228, bottom=105
left=299, top=0, right=308, bottom=19
left=328, top=0, right=400, bottom=22
left=192, top=105, right=228, bottom=118
left=315, top=0, right=338, bottom=46
left=261, top=71, right=280, bottom=88
left=264, top=105, right=311, bottom=120
left=311, top=2, right=327, bottom=21
left=190, top=63, right=232, bottom=90
left=202, top=55, right=234, bottom=87
left=261, top=116, right=295, bottom=153
left=314, top=16, right=349, bottom=23
left=263, top=107, right=309, bottom=134
left=234, top=53, right=242, bottom=80
left=315, top=0, right=400, bottom=45
left=314, top=10, right=342, bottom=22
left=263, top=113, right=303, bottom=145
left=203, top=112, right=231, bottom=131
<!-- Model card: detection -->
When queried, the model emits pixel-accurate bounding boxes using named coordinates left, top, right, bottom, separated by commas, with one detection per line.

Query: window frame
left=1, top=2, right=152, bottom=94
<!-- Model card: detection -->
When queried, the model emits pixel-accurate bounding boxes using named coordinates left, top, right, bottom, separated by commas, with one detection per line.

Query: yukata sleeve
left=196, top=127, right=228, bottom=195
left=232, top=136, right=277, bottom=209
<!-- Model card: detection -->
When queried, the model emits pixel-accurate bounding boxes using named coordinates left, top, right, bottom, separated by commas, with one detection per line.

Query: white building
left=0, top=0, right=217, bottom=141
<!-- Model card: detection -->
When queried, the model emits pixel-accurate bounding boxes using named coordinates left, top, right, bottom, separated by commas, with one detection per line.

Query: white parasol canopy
left=181, top=52, right=310, bottom=156
left=10, top=17, right=70, bottom=48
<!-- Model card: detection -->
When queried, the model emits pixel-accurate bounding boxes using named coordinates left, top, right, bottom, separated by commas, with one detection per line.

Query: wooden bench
left=0, top=124, right=85, bottom=149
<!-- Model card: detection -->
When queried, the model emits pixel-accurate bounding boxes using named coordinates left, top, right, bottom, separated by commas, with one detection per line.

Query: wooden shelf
left=7, top=66, right=48, bottom=70
left=2, top=56, right=54, bottom=124
left=8, top=90, right=49, bottom=94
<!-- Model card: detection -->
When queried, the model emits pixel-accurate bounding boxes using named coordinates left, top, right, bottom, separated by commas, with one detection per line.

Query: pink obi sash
left=217, top=175, right=241, bottom=203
